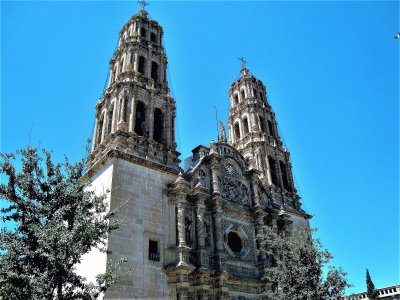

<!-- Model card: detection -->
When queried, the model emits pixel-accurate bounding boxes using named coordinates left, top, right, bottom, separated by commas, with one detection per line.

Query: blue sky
left=2, top=1, right=398, bottom=294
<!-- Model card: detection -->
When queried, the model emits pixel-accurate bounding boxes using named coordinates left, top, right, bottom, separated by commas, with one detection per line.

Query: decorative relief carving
left=220, top=176, right=249, bottom=205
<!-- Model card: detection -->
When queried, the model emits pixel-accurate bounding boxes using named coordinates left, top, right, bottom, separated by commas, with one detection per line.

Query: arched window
left=138, top=56, right=146, bottom=75
left=151, top=61, right=159, bottom=82
left=279, top=161, right=292, bottom=192
left=243, top=117, right=249, bottom=135
left=233, top=94, right=239, bottom=105
left=259, top=92, right=264, bottom=101
left=267, top=120, right=275, bottom=137
left=153, top=108, right=163, bottom=143
left=268, top=156, right=279, bottom=186
left=240, top=90, right=245, bottom=101
left=259, top=116, right=266, bottom=133
left=150, top=32, right=156, bottom=43
left=234, top=123, right=241, bottom=141
left=135, top=101, right=146, bottom=136
left=253, top=88, right=257, bottom=98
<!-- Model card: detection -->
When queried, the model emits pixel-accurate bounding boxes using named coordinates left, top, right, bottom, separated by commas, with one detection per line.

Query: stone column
left=176, top=201, right=187, bottom=247
left=129, top=96, right=136, bottom=132
left=148, top=107, right=154, bottom=140
left=100, top=109, right=107, bottom=142
left=92, top=118, right=98, bottom=150
left=111, top=100, right=118, bottom=133
left=213, top=206, right=224, bottom=253
left=117, top=95, right=128, bottom=131
left=210, top=162, right=221, bottom=195
left=133, top=52, right=138, bottom=72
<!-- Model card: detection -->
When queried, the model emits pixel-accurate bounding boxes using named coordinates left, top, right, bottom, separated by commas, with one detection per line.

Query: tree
left=366, top=269, right=379, bottom=300
left=0, top=146, right=126, bottom=300
left=257, top=222, right=351, bottom=300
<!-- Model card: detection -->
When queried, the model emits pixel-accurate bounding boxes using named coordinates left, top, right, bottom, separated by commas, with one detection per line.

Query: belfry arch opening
left=268, top=156, right=279, bottom=186
left=153, top=108, right=164, bottom=143
left=259, top=116, right=266, bottom=133
left=135, top=101, right=146, bottom=136
left=268, top=120, right=275, bottom=137
left=234, top=123, right=241, bottom=141
left=243, top=117, right=249, bottom=135
left=138, top=56, right=146, bottom=75
left=151, top=61, right=159, bottom=83
left=240, top=90, right=245, bottom=101
left=96, top=115, right=104, bottom=146
left=280, top=161, right=292, bottom=192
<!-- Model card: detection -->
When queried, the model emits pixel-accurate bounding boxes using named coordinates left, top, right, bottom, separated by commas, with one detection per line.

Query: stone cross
left=138, top=0, right=149, bottom=10
left=238, top=57, right=247, bottom=69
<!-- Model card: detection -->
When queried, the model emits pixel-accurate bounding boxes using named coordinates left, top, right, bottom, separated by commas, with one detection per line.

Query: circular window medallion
left=227, top=231, right=243, bottom=253
left=225, top=163, right=236, bottom=176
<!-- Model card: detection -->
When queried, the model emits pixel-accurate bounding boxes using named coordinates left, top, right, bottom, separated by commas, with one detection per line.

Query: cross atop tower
left=138, top=0, right=149, bottom=11
left=238, top=57, right=247, bottom=69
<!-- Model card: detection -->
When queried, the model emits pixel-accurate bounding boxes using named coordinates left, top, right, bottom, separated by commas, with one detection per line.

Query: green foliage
left=0, top=146, right=126, bottom=300
left=257, top=224, right=351, bottom=300
left=366, top=269, right=379, bottom=300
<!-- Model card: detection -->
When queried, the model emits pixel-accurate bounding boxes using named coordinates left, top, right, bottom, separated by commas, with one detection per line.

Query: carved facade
left=85, top=6, right=311, bottom=300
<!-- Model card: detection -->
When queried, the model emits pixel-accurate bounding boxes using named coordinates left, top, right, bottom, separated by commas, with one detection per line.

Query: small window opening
left=135, top=101, right=146, bottom=136
left=148, top=240, right=160, bottom=261
left=151, top=61, right=159, bottom=82
left=234, top=123, right=241, bottom=141
left=140, top=27, right=147, bottom=38
left=253, top=88, right=257, bottom=98
left=280, top=161, right=292, bottom=192
left=227, top=231, right=242, bottom=253
left=240, top=90, right=245, bottom=101
left=153, top=108, right=163, bottom=143
left=150, top=32, right=156, bottom=43
left=243, top=117, right=249, bottom=135
left=259, top=92, right=264, bottom=101
left=268, top=120, right=275, bottom=137
left=138, top=56, right=146, bottom=75
left=268, top=156, right=279, bottom=186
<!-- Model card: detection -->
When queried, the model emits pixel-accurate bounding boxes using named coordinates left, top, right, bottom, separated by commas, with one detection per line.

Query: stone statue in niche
left=198, top=170, right=206, bottom=187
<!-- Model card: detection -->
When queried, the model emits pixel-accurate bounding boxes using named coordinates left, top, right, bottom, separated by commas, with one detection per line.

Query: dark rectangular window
left=149, top=240, right=160, bottom=261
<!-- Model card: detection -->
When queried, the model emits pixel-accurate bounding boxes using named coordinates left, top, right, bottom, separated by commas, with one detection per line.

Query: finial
left=138, top=0, right=149, bottom=11
left=219, top=121, right=227, bottom=143
left=238, top=57, right=247, bottom=69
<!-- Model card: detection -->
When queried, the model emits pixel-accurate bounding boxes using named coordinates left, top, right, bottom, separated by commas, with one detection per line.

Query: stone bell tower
left=228, top=65, right=301, bottom=209
left=83, top=6, right=181, bottom=299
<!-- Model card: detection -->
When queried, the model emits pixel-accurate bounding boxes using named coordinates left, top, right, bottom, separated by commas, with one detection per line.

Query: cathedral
left=84, top=5, right=310, bottom=300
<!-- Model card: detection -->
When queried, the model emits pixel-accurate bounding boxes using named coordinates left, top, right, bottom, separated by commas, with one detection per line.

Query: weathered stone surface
left=82, top=6, right=311, bottom=300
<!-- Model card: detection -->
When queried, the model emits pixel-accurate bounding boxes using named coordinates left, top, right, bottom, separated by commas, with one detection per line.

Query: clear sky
left=2, top=0, right=398, bottom=295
